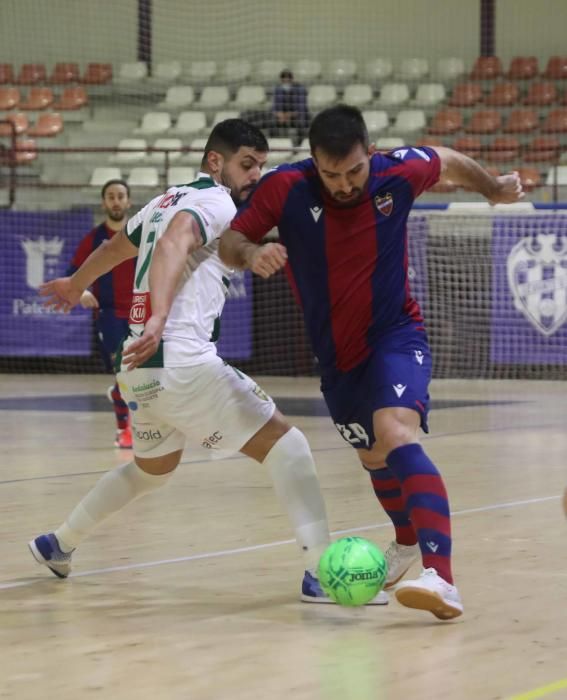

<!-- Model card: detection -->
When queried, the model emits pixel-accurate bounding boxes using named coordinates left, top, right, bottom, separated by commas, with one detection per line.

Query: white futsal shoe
left=383, top=541, right=420, bottom=589
left=395, top=567, right=463, bottom=619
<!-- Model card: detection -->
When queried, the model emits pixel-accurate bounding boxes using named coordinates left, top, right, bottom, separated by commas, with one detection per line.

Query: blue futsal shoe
left=28, top=533, right=73, bottom=579
left=301, top=570, right=389, bottom=605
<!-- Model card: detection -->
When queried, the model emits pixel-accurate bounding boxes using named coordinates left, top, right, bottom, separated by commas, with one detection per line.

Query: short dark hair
left=280, top=69, right=293, bottom=80
left=201, top=118, right=268, bottom=168
left=101, top=178, right=130, bottom=199
left=308, top=104, right=369, bottom=160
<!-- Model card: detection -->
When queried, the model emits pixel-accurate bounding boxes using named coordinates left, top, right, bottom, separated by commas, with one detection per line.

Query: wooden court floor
left=0, top=374, right=566, bottom=700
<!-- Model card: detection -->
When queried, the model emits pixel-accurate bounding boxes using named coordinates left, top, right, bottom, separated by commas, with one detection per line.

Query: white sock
left=263, top=427, right=330, bottom=574
left=55, top=461, right=171, bottom=551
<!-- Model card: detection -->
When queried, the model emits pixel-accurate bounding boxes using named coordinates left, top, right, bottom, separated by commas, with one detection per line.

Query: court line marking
left=509, top=677, right=567, bottom=699
left=0, top=493, right=559, bottom=591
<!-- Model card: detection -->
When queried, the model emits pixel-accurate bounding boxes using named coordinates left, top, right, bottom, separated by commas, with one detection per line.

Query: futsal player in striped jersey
left=220, top=105, right=525, bottom=619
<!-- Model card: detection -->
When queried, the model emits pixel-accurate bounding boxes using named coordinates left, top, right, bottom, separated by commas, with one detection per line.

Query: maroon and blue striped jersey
left=68, top=223, right=135, bottom=319
left=231, top=147, right=440, bottom=375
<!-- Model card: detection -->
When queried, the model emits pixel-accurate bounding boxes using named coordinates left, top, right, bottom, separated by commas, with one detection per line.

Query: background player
left=30, top=118, right=388, bottom=606
left=219, top=104, right=525, bottom=620
left=68, top=179, right=134, bottom=449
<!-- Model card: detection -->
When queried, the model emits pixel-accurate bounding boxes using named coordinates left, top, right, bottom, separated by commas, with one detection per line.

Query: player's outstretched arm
left=219, top=229, right=287, bottom=279
left=433, top=146, right=524, bottom=204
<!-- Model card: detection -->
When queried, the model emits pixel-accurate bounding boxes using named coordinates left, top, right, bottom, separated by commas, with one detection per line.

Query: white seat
left=127, top=167, right=159, bottom=187
left=390, top=109, right=426, bottom=134
left=411, top=83, right=446, bottom=107
left=376, top=83, right=410, bottom=107
left=255, top=60, right=287, bottom=84
left=220, top=59, right=251, bottom=83
left=149, top=138, right=183, bottom=163
left=111, top=138, right=147, bottom=163
left=196, top=86, right=230, bottom=109
left=186, top=61, right=217, bottom=84
left=267, top=137, right=294, bottom=165
left=364, top=58, right=393, bottom=83
left=326, top=59, right=357, bottom=83
left=116, top=62, right=148, bottom=82
left=362, top=110, right=389, bottom=134
left=167, top=166, right=196, bottom=187
left=293, top=59, right=322, bottom=83
left=308, top=84, right=337, bottom=110
left=342, top=84, right=373, bottom=107
left=170, top=111, right=207, bottom=136
left=436, top=57, right=466, bottom=82
left=151, top=61, right=182, bottom=83
left=211, top=110, right=239, bottom=127
left=545, top=166, right=567, bottom=185
left=292, top=138, right=310, bottom=161
left=89, top=166, right=122, bottom=187
left=374, top=137, right=406, bottom=150
left=158, top=86, right=195, bottom=110
left=233, top=85, right=266, bottom=109
left=398, top=58, right=429, bottom=81
left=135, top=112, right=172, bottom=136
left=185, top=137, right=208, bottom=165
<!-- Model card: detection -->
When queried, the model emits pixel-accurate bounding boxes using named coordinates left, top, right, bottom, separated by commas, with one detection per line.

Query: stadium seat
left=81, top=63, right=113, bottom=84
left=151, top=61, right=182, bottom=83
left=0, top=87, right=20, bottom=110
left=52, top=86, right=88, bottom=110
left=374, top=137, right=405, bottom=150
left=326, top=59, right=357, bottom=83
left=158, top=86, right=195, bottom=110
left=436, top=57, right=466, bottom=82
left=127, top=167, right=160, bottom=187
left=111, top=138, right=147, bottom=163
left=170, top=111, right=207, bottom=136
left=116, top=62, right=148, bottom=83
left=363, top=58, right=393, bottom=83
left=11, top=138, right=37, bottom=164
left=447, top=82, right=483, bottom=107
left=233, top=85, right=266, bottom=109
left=398, top=58, right=429, bottom=81
left=543, top=56, right=567, bottom=80
left=0, top=112, right=28, bottom=136
left=470, top=56, right=502, bottom=80
left=484, top=136, right=520, bottom=163
left=545, top=165, right=567, bottom=185
left=267, top=137, right=294, bottom=165
left=185, top=137, right=208, bottom=165
left=411, top=83, right=446, bottom=107
left=0, top=64, right=14, bottom=84
left=308, top=85, right=337, bottom=110
left=18, top=87, right=54, bottom=111
left=167, top=166, right=196, bottom=187
left=502, top=108, right=539, bottom=134
left=507, top=56, right=539, bottom=80
left=135, top=112, right=172, bottom=136
left=541, top=109, right=567, bottom=133
left=27, top=113, right=63, bottom=137
left=48, top=62, right=80, bottom=84
left=196, top=86, right=230, bottom=110
left=254, top=60, right=287, bottom=85
left=427, top=108, right=463, bottom=135
left=342, top=84, right=373, bottom=107
left=293, top=59, right=322, bottom=83
left=523, top=136, right=560, bottom=163
left=220, top=59, right=252, bottom=84
left=149, top=138, right=183, bottom=163
left=517, top=166, right=542, bottom=191
left=186, top=61, right=217, bottom=84
left=523, top=81, right=557, bottom=106
left=465, top=109, right=502, bottom=134
left=453, top=136, right=482, bottom=158
left=390, top=109, right=426, bottom=134
left=362, top=110, right=389, bottom=135
left=484, top=81, right=520, bottom=107
left=211, top=110, right=239, bottom=127
left=376, top=83, right=410, bottom=107
left=90, top=166, right=122, bottom=187
left=16, top=63, right=47, bottom=85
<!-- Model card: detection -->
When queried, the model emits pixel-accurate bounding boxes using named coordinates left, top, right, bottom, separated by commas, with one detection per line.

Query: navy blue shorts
left=321, top=324, right=432, bottom=450
left=95, top=310, right=129, bottom=370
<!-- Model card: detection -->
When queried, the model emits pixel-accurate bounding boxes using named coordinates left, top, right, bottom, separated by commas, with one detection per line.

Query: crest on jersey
left=374, top=192, right=393, bottom=217
left=507, top=232, right=567, bottom=336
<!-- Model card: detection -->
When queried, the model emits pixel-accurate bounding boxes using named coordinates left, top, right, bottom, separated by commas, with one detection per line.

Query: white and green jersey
left=119, top=173, right=236, bottom=369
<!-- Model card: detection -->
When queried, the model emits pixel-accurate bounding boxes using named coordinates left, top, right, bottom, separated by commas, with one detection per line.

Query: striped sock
left=110, top=382, right=129, bottom=430
left=386, top=443, right=453, bottom=584
left=367, top=466, right=417, bottom=546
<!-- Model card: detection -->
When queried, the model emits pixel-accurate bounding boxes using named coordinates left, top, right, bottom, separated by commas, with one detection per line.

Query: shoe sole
left=301, top=594, right=389, bottom=606
left=28, top=540, right=70, bottom=579
left=395, top=587, right=463, bottom=620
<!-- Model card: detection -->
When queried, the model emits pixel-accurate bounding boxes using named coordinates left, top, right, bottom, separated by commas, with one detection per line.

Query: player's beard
left=105, top=208, right=127, bottom=223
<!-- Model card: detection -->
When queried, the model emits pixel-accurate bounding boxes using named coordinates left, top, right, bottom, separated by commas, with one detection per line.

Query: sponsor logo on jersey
left=393, top=383, right=407, bottom=398
left=374, top=193, right=393, bottom=217
left=414, top=350, right=424, bottom=365
left=310, top=206, right=323, bottom=222
left=202, top=431, right=223, bottom=449
left=507, top=232, right=567, bottom=336
left=129, top=292, right=151, bottom=325
left=252, top=384, right=270, bottom=401
left=158, top=191, right=185, bottom=209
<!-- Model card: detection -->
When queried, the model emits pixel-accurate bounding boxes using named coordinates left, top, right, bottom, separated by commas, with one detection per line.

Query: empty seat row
left=448, top=80, right=567, bottom=107
left=428, top=107, right=567, bottom=134
left=0, top=86, right=88, bottom=111
left=0, top=63, right=112, bottom=85
left=0, top=112, right=63, bottom=137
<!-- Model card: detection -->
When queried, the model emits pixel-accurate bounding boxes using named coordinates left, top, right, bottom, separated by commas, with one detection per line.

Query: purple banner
left=491, top=215, right=567, bottom=364
left=216, top=270, right=253, bottom=359
left=0, top=210, right=94, bottom=356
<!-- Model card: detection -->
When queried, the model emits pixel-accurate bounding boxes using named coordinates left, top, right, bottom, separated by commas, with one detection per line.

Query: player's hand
left=247, top=242, right=288, bottom=279
left=39, top=277, right=84, bottom=313
left=122, top=315, right=166, bottom=371
left=79, top=290, right=99, bottom=309
left=489, top=172, right=525, bottom=204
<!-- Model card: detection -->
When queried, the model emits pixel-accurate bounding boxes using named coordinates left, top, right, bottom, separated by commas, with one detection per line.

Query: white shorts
left=116, top=356, right=276, bottom=460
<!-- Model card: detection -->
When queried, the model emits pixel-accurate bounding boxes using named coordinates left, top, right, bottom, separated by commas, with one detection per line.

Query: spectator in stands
left=68, top=179, right=134, bottom=449
left=271, top=69, right=310, bottom=146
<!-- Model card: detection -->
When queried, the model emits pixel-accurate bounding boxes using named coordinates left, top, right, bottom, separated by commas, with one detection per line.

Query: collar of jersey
left=196, top=171, right=231, bottom=195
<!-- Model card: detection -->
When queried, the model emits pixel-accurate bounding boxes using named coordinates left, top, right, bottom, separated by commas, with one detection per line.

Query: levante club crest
left=507, top=232, right=567, bottom=336
left=374, top=192, right=393, bottom=216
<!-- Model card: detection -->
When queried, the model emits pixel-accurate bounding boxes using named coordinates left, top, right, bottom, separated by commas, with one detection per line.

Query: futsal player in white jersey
left=29, top=118, right=388, bottom=605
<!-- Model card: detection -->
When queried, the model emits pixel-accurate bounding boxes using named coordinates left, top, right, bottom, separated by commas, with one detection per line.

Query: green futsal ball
left=317, top=537, right=388, bottom=606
